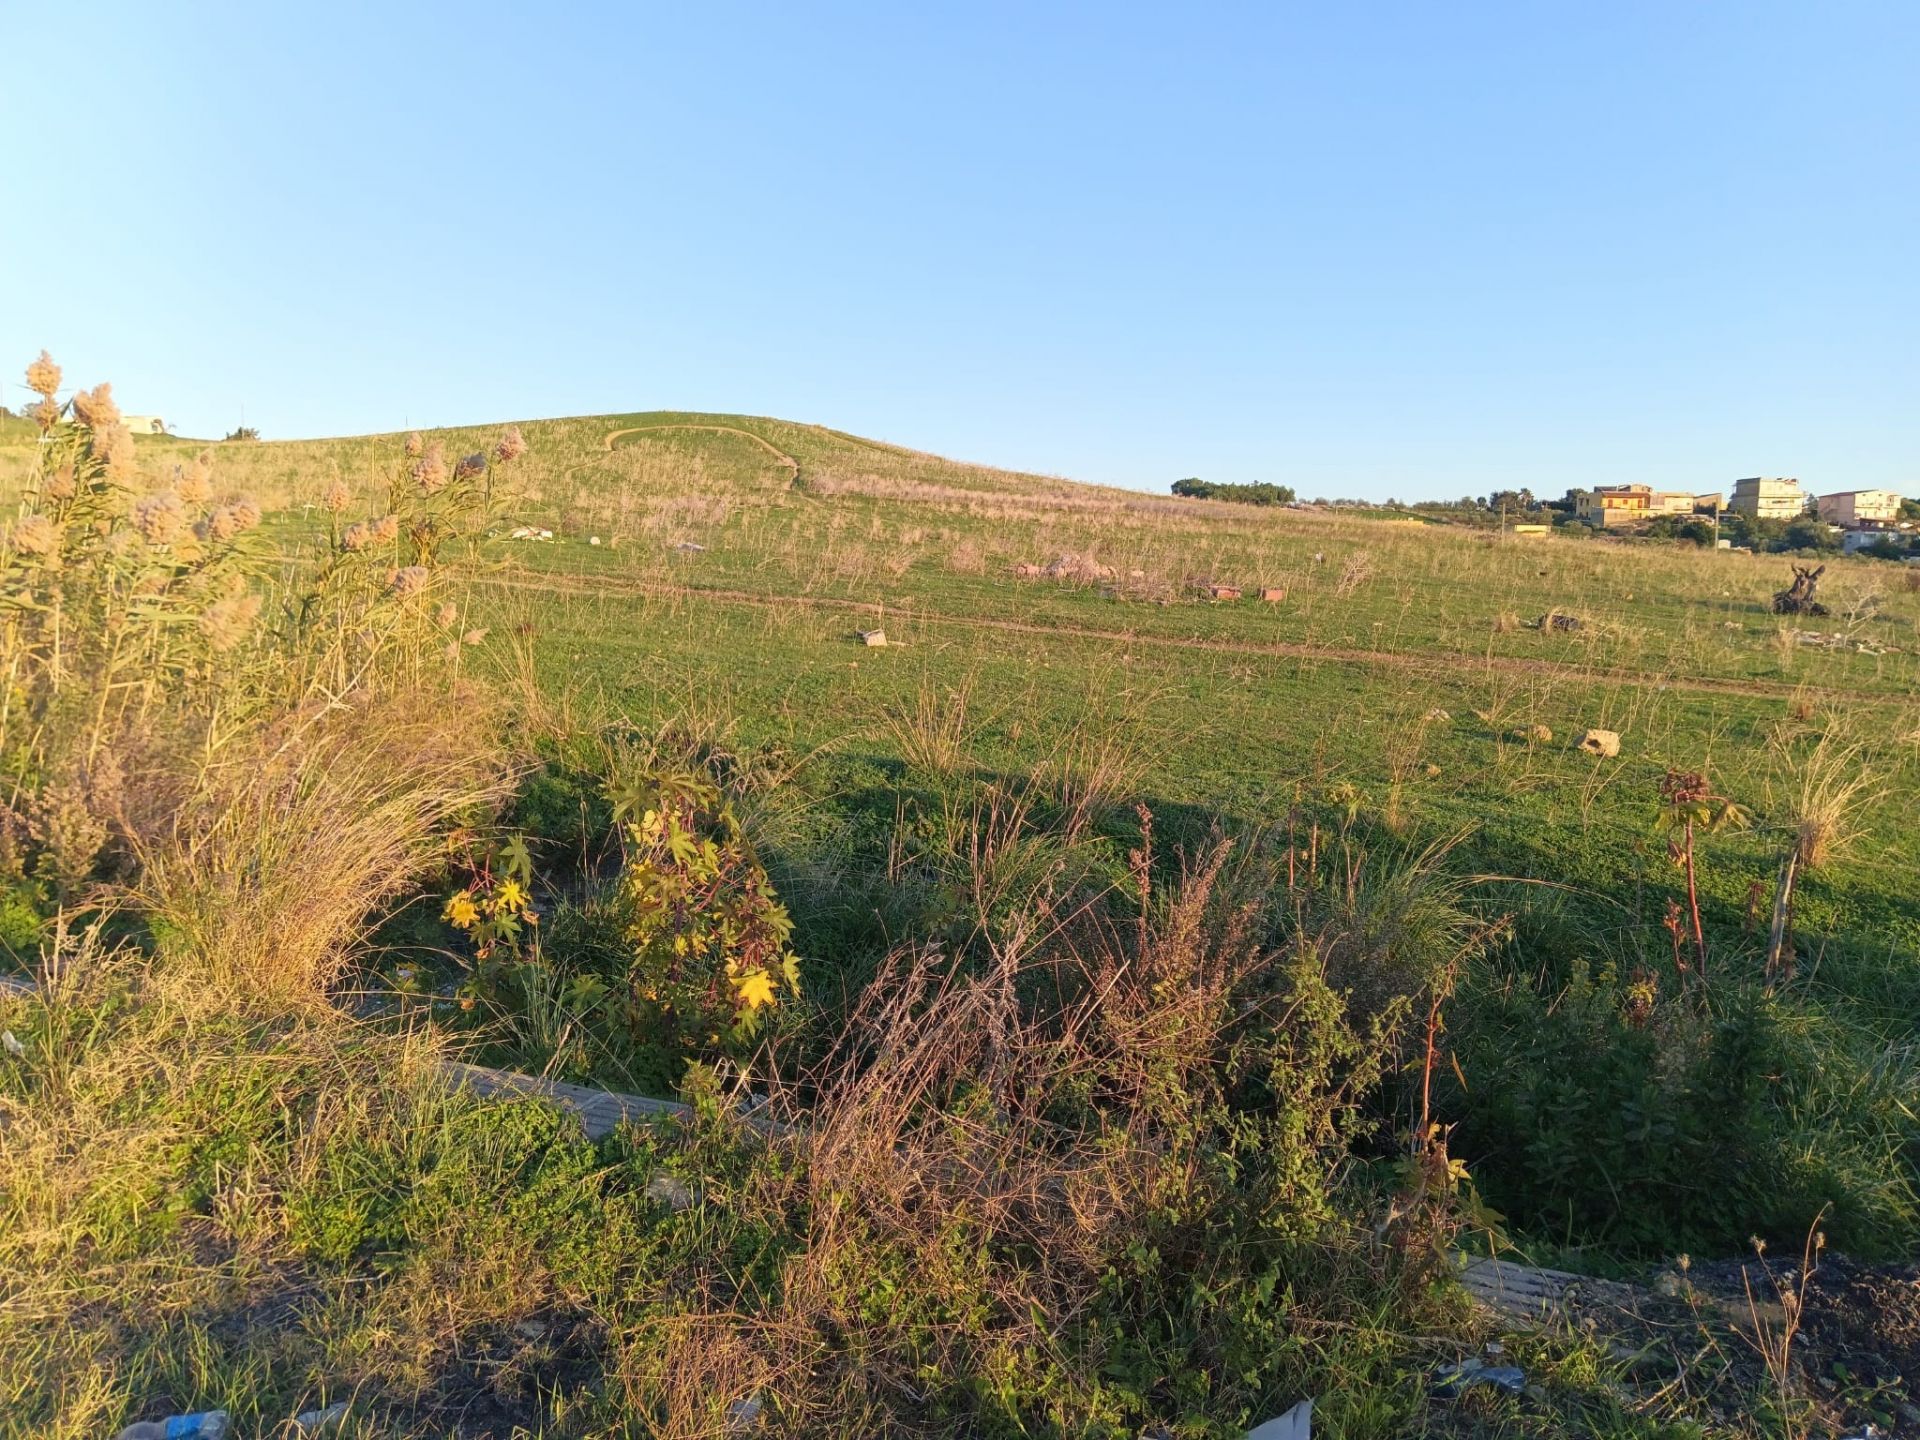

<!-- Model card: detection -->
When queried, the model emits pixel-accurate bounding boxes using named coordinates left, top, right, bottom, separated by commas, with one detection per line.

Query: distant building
left=1840, top=526, right=1903, bottom=555
left=1816, top=489, right=1901, bottom=526
left=123, top=415, right=167, bottom=435
left=1728, top=476, right=1807, bottom=520
left=1575, top=484, right=1652, bottom=528
left=1649, top=490, right=1707, bottom=516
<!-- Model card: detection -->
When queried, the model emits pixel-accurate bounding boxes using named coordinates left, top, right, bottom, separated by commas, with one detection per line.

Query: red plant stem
left=1684, top=819, right=1708, bottom=982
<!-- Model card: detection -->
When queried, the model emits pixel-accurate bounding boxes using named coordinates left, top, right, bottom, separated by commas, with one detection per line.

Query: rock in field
left=1577, top=728, right=1621, bottom=758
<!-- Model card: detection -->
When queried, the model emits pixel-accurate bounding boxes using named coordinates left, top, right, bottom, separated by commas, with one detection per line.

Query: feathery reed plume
left=197, top=506, right=241, bottom=542
left=404, top=430, right=425, bottom=458
left=92, top=422, right=136, bottom=479
left=70, top=382, right=120, bottom=430
left=196, top=591, right=263, bottom=652
left=130, top=491, right=185, bottom=546
left=174, top=451, right=214, bottom=506
left=8, top=515, right=61, bottom=558
left=322, top=477, right=351, bottom=513
left=493, top=425, right=528, bottom=463
left=340, top=520, right=372, bottom=552
left=193, top=498, right=256, bottom=544
left=389, top=564, right=431, bottom=597
left=25, top=349, right=61, bottom=399
left=412, top=444, right=448, bottom=494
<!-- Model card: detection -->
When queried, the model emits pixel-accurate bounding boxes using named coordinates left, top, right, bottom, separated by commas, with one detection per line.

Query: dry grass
left=1769, top=720, right=1882, bottom=870
left=880, top=670, right=983, bottom=780
left=130, top=685, right=514, bottom=1001
left=622, top=839, right=1423, bottom=1435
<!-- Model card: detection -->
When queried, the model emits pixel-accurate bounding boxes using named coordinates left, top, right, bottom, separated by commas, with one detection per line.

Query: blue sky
left=4, top=2, right=1915, bottom=500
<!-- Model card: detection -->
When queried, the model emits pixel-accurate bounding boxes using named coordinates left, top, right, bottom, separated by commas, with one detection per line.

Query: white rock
left=1577, top=728, right=1622, bottom=758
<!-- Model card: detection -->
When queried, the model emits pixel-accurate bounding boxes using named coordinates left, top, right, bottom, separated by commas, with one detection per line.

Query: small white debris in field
left=645, top=1174, right=696, bottom=1210
left=1245, top=1398, right=1313, bottom=1440
left=292, top=1402, right=350, bottom=1434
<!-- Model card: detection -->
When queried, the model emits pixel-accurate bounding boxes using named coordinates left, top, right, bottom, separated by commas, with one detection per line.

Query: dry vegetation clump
left=1333, top=549, right=1376, bottom=597
left=618, top=840, right=1445, bottom=1436
left=1769, top=721, right=1881, bottom=870
left=132, top=688, right=513, bottom=1001
left=0, top=351, right=529, bottom=1002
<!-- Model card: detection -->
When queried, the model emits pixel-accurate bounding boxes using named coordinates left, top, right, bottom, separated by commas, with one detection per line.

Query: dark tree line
left=1171, top=477, right=1297, bottom=506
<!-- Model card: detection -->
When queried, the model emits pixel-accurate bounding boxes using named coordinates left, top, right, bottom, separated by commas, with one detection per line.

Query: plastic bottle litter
left=294, top=1400, right=351, bottom=1433
left=115, top=1412, right=231, bottom=1440
left=1432, top=1357, right=1528, bottom=1397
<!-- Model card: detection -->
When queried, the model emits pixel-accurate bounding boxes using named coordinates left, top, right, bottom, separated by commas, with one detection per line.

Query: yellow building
left=1575, top=484, right=1652, bottom=528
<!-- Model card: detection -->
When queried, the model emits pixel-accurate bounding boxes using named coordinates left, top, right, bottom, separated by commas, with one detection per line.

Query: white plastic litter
left=1245, top=1398, right=1312, bottom=1439
left=293, top=1401, right=350, bottom=1434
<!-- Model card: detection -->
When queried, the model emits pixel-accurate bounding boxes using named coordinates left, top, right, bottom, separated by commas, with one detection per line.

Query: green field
left=5, top=403, right=1920, bottom=1437
left=147, top=410, right=1920, bottom=1234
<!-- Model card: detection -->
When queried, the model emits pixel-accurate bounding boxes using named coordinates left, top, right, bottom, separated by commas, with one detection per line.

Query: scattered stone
left=1577, top=728, right=1622, bottom=758
left=1423, top=708, right=1452, bottom=724
left=1260, top=586, right=1287, bottom=603
left=1530, top=611, right=1585, bottom=633
left=1509, top=724, right=1553, bottom=744
left=672, top=540, right=707, bottom=552
left=507, top=525, right=555, bottom=542
left=1011, top=563, right=1042, bottom=578
left=856, top=629, right=888, bottom=647
left=1204, top=583, right=1242, bottom=600
left=1, top=1029, right=22, bottom=1058
left=589, top=535, right=601, bottom=546
left=1424, top=763, right=1442, bottom=778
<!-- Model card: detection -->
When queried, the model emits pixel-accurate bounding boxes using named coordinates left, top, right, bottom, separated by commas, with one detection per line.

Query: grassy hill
left=4, top=398, right=1919, bottom=1437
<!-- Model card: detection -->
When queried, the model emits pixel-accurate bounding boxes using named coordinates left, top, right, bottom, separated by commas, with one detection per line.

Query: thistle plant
left=1654, top=768, right=1750, bottom=986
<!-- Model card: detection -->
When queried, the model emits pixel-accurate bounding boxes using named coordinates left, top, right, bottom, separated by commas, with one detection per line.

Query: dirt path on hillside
left=602, top=424, right=801, bottom=489
left=479, top=569, right=1900, bottom=706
